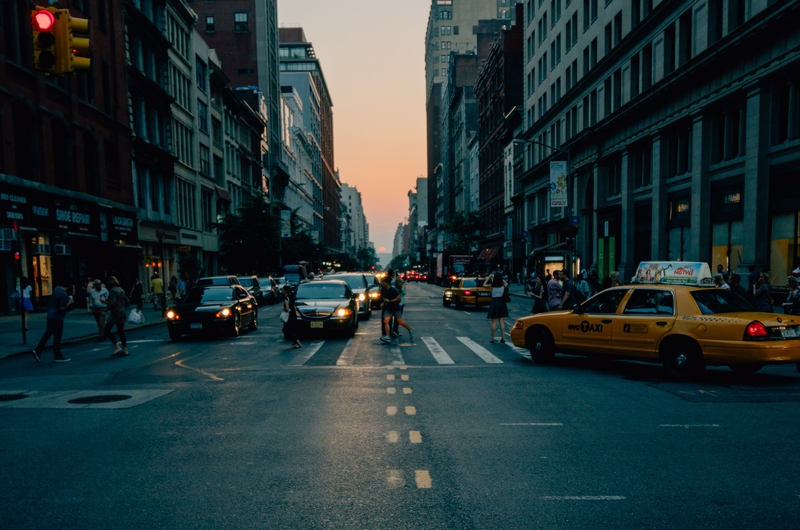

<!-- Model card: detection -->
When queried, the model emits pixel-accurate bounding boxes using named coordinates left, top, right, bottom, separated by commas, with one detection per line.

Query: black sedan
left=166, top=285, right=258, bottom=340
left=294, top=280, right=359, bottom=337
left=330, top=272, right=374, bottom=320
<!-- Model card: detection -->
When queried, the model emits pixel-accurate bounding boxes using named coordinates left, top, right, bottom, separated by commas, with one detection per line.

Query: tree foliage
left=356, top=247, right=380, bottom=270
left=216, top=195, right=280, bottom=275
left=442, top=211, right=485, bottom=253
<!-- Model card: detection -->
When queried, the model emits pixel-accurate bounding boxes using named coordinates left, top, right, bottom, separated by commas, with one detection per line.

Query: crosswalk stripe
left=420, top=337, right=455, bottom=364
left=288, top=341, right=324, bottom=366
left=336, top=338, right=358, bottom=365
left=389, top=344, right=405, bottom=365
left=504, top=332, right=531, bottom=360
left=456, top=337, right=504, bottom=363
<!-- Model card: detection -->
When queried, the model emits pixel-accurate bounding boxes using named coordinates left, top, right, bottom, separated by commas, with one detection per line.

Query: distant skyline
left=277, top=0, right=430, bottom=260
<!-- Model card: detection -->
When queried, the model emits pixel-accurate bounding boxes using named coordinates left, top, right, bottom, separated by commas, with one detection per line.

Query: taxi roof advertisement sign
left=633, top=262, right=714, bottom=286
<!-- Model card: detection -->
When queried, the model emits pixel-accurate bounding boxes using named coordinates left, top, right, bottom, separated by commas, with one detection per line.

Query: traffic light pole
left=15, top=224, right=26, bottom=344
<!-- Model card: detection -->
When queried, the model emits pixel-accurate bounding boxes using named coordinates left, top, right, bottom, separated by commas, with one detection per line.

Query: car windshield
left=238, top=278, right=253, bottom=287
left=285, top=273, right=301, bottom=283
left=337, top=275, right=366, bottom=290
left=184, top=287, right=233, bottom=303
left=296, top=283, right=348, bottom=300
left=691, top=289, right=756, bottom=314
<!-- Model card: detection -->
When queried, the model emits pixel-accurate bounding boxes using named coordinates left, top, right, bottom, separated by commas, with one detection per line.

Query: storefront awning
left=529, top=241, right=567, bottom=256
left=215, top=186, right=232, bottom=203
left=476, top=246, right=501, bottom=261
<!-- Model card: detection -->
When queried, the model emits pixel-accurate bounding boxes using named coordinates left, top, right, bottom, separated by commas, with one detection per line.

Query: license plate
left=781, top=327, right=797, bottom=338
left=480, top=292, right=490, bottom=296
left=190, top=323, right=203, bottom=330
left=310, top=321, right=323, bottom=329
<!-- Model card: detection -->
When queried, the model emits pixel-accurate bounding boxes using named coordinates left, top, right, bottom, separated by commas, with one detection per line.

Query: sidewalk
left=0, top=304, right=166, bottom=360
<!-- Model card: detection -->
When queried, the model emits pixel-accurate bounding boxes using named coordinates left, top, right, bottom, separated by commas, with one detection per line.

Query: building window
left=664, top=22, right=676, bottom=76
left=630, top=55, right=640, bottom=98
left=630, top=140, right=652, bottom=188
left=199, top=144, right=210, bottom=177
left=590, top=38, right=597, bottom=68
left=710, top=96, right=746, bottom=164
left=206, top=16, right=215, bottom=32
left=664, top=121, right=692, bottom=178
left=234, top=12, right=249, bottom=32
left=202, top=188, right=214, bottom=232
left=641, top=42, right=653, bottom=91
left=678, top=10, right=692, bottom=67
left=439, top=10, right=452, bottom=20
left=196, top=57, right=207, bottom=93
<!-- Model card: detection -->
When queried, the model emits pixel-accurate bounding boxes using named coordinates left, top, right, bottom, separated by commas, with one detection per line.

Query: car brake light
left=744, top=321, right=768, bottom=340
left=513, top=320, right=524, bottom=330
left=464, top=290, right=472, bottom=295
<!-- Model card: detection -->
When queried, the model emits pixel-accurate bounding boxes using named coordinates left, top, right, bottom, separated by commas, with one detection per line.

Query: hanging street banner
left=280, top=210, right=292, bottom=238
left=550, top=161, right=568, bottom=207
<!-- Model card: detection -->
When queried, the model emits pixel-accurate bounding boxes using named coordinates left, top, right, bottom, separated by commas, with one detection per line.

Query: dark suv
left=237, top=276, right=264, bottom=305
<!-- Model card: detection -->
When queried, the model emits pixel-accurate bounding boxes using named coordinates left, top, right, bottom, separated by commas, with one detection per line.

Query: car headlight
left=370, top=292, right=380, bottom=298
left=166, top=310, right=178, bottom=320
left=358, top=293, right=366, bottom=301
left=335, top=308, right=353, bottom=317
left=444, top=290, right=452, bottom=295
left=215, top=308, right=232, bottom=318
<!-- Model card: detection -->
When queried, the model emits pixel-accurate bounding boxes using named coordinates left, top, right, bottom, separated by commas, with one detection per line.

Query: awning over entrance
left=215, top=186, right=232, bottom=203
left=529, top=241, right=567, bottom=256
left=477, top=246, right=501, bottom=261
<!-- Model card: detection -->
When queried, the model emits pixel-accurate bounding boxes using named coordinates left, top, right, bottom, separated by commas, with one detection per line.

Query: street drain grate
left=68, top=395, right=132, bottom=404
left=0, top=394, right=28, bottom=402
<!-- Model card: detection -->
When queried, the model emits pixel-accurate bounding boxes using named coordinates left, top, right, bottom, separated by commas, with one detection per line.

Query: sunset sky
left=277, top=0, right=430, bottom=263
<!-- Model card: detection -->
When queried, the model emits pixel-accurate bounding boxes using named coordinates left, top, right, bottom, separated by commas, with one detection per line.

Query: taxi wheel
left=443, top=299, right=451, bottom=308
left=455, top=298, right=465, bottom=310
left=661, top=339, right=705, bottom=379
left=728, top=363, right=763, bottom=374
left=528, top=326, right=555, bottom=364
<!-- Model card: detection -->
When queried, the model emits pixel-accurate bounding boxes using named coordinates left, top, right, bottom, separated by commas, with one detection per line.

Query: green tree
left=442, top=211, right=485, bottom=252
left=216, top=194, right=280, bottom=274
left=389, top=254, right=410, bottom=271
left=356, top=247, right=379, bottom=270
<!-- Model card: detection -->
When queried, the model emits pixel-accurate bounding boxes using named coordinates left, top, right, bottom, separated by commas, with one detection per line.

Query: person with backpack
left=560, top=270, right=578, bottom=310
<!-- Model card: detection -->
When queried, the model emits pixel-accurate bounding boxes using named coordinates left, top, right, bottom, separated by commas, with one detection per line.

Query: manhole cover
left=68, top=395, right=132, bottom=404
left=0, top=394, right=28, bottom=402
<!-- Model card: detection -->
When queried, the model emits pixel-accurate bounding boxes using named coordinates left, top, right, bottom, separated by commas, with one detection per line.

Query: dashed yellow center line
left=401, top=374, right=410, bottom=381
left=415, top=470, right=432, bottom=489
left=399, top=366, right=408, bottom=370
left=403, top=387, right=413, bottom=394
left=387, top=387, right=396, bottom=394
left=386, top=374, right=395, bottom=381
left=386, top=406, right=397, bottom=416
left=405, top=406, right=416, bottom=415
left=409, top=431, right=422, bottom=443
left=387, top=470, right=404, bottom=488
left=387, top=431, right=399, bottom=443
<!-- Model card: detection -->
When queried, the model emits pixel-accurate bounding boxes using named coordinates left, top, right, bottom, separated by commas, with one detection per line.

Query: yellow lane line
left=405, top=406, right=416, bottom=415
left=403, top=387, right=413, bottom=394
left=387, top=406, right=397, bottom=416
left=409, top=431, right=422, bottom=443
left=387, top=374, right=396, bottom=381
left=387, top=387, right=396, bottom=394
left=387, top=431, right=399, bottom=443
left=415, top=470, right=432, bottom=488
left=401, top=374, right=410, bottom=381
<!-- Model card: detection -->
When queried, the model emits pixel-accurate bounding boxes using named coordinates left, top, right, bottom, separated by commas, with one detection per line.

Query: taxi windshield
left=690, top=290, right=756, bottom=314
left=461, top=279, right=478, bottom=288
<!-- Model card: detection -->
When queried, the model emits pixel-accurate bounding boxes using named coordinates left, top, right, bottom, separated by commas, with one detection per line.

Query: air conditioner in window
left=32, top=244, right=51, bottom=255
left=0, top=240, right=10, bottom=252
left=54, top=244, right=71, bottom=256
left=0, top=228, right=13, bottom=241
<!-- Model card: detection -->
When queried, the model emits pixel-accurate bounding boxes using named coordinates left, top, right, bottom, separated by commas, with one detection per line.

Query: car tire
left=528, top=326, right=555, bottom=364
left=455, top=298, right=464, bottom=310
left=249, top=312, right=258, bottom=331
left=168, top=328, right=183, bottom=342
left=230, top=312, right=241, bottom=337
left=660, top=338, right=705, bottom=379
left=728, top=363, right=763, bottom=374
left=443, top=299, right=451, bottom=308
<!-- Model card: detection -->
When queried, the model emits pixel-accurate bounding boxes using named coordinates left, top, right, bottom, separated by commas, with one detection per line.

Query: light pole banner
left=280, top=210, right=291, bottom=238
left=550, top=161, right=568, bottom=207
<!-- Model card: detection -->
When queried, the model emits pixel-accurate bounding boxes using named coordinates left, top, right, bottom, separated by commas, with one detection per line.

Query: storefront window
left=667, top=227, right=690, bottom=260
left=31, top=234, right=52, bottom=298
left=770, top=212, right=799, bottom=285
left=712, top=220, right=743, bottom=273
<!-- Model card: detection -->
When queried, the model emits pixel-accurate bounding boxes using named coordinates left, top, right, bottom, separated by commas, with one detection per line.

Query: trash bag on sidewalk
left=127, top=308, right=144, bottom=325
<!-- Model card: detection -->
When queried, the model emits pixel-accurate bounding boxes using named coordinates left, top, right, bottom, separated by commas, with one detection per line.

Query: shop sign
left=0, top=191, right=27, bottom=223
left=54, top=199, right=94, bottom=234
left=111, top=213, right=137, bottom=240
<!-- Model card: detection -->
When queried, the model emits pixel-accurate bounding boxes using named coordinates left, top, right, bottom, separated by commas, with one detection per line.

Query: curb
left=1, top=318, right=165, bottom=361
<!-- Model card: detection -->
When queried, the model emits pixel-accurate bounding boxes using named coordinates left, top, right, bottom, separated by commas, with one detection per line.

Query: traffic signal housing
left=54, top=9, right=90, bottom=74
left=31, top=7, right=57, bottom=73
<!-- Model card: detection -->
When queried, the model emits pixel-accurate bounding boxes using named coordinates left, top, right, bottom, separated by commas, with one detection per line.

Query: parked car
left=330, top=272, right=374, bottom=320
left=237, top=275, right=263, bottom=305
left=196, top=275, right=240, bottom=287
left=293, top=280, right=358, bottom=337
left=166, top=285, right=258, bottom=340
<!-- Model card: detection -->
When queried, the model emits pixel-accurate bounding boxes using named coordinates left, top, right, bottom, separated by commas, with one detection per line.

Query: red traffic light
left=33, top=9, right=55, bottom=31
left=12, top=221, right=18, bottom=232
left=14, top=251, right=21, bottom=261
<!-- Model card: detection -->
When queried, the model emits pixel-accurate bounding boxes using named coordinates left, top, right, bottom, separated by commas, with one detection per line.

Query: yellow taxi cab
left=443, top=277, right=492, bottom=309
left=510, top=262, right=800, bottom=378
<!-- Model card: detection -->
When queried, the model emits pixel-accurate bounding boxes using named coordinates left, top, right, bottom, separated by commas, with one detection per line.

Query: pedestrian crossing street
left=286, top=326, right=532, bottom=367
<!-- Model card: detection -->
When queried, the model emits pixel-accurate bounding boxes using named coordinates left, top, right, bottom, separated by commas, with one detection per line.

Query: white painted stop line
left=289, top=341, right=324, bottom=366
left=336, top=338, right=357, bottom=365
left=456, top=337, right=503, bottom=363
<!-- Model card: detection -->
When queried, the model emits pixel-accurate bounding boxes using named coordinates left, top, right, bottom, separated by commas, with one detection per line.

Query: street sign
left=571, top=216, right=579, bottom=227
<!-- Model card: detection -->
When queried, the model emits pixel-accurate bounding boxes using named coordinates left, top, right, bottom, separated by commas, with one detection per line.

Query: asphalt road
left=1, top=282, right=799, bottom=529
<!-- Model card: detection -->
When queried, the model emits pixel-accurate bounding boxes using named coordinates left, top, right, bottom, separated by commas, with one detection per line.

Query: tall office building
left=279, top=27, right=340, bottom=251
left=517, top=0, right=800, bottom=284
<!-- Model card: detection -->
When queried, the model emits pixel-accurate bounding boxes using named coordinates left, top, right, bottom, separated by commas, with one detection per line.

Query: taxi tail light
left=512, top=320, right=524, bottom=330
left=744, top=321, right=768, bottom=341
left=464, top=290, right=472, bottom=296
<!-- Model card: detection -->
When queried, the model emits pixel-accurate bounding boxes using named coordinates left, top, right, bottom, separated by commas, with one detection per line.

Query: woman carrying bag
left=281, top=285, right=302, bottom=349
left=484, top=272, right=509, bottom=343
